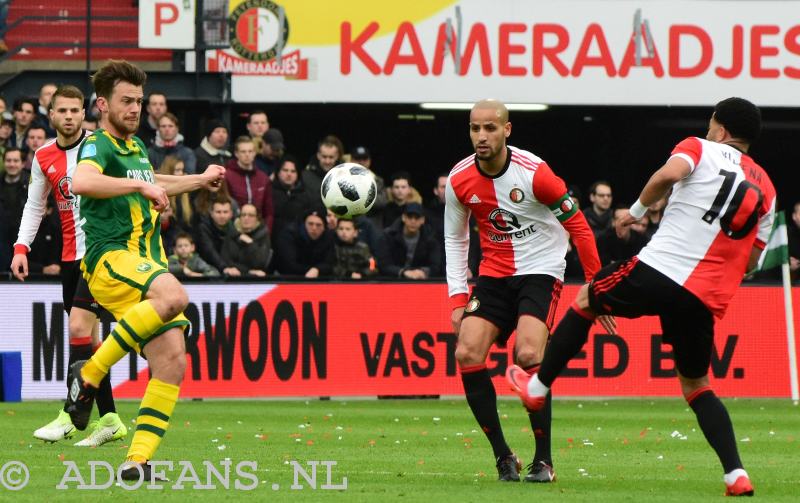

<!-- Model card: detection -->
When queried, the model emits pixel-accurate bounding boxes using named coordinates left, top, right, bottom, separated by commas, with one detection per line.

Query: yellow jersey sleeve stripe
left=80, top=159, right=105, bottom=173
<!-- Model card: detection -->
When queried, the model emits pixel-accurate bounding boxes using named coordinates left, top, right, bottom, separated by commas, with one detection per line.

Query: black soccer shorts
left=462, top=274, right=563, bottom=347
left=60, top=260, right=102, bottom=315
left=587, top=257, right=715, bottom=379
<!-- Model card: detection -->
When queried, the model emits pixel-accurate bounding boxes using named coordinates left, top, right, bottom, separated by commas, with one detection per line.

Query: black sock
left=96, top=374, right=116, bottom=416
left=539, top=308, right=593, bottom=387
left=64, top=341, right=93, bottom=412
left=93, top=344, right=116, bottom=416
left=521, top=364, right=552, bottom=465
left=689, top=389, right=743, bottom=473
left=461, top=365, right=511, bottom=460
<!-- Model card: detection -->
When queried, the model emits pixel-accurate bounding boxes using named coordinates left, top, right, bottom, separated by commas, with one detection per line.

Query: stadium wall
left=1, top=282, right=797, bottom=400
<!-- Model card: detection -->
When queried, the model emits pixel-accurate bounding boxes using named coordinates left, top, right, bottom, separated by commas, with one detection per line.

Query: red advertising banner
left=107, top=284, right=799, bottom=399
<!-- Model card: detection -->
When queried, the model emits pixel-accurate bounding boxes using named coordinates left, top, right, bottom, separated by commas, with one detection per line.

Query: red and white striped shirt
left=445, top=146, right=600, bottom=309
left=638, top=137, right=776, bottom=318
left=14, top=132, right=87, bottom=262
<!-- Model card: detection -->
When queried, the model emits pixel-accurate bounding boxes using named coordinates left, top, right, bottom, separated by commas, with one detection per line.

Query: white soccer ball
left=321, top=162, right=378, bottom=218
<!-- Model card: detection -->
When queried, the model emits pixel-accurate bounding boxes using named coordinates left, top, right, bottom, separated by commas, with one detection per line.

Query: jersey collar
left=474, top=146, right=511, bottom=179
left=56, top=129, right=87, bottom=151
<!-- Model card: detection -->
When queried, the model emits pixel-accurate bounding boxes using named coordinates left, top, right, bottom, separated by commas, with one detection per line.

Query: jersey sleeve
left=669, top=137, right=703, bottom=174
left=77, top=133, right=109, bottom=173
left=13, top=154, right=52, bottom=253
left=754, top=193, right=777, bottom=249
left=532, top=162, right=578, bottom=222
left=444, top=177, right=471, bottom=310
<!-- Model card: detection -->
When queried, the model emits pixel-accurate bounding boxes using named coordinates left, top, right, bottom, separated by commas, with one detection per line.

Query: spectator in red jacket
left=224, top=135, right=274, bottom=232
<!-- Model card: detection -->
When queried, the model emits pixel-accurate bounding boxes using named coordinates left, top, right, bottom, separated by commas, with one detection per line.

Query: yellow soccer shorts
left=81, top=249, right=189, bottom=351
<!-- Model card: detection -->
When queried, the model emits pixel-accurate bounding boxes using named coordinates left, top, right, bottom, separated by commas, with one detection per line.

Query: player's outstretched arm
left=155, top=164, right=225, bottom=196
left=624, top=157, right=691, bottom=226
left=73, top=163, right=169, bottom=211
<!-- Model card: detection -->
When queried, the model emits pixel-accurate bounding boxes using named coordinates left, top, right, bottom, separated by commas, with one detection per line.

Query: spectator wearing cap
left=273, top=207, right=335, bottom=278
left=138, top=91, right=168, bottom=146
left=382, top=170, right=423, bottom=228
left=225, top=136, right=274, bottom=232
left=350, top=145, right=388, bottom=229
left=149, top=112, right=197, bottom=174
left=195, top=120, right=232, bottom=173
left=376, top=202, right=441, bottom=279
left=257, top=128, right=285, bottom=176
left=271, top=155, right=316, bottom=239
left=303, top=135, right=345, bottom=206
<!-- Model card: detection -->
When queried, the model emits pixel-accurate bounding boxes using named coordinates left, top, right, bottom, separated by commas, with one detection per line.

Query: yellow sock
left=127, top=378, right=180, bottom=463
left=81, top=300, right=164, bottom=387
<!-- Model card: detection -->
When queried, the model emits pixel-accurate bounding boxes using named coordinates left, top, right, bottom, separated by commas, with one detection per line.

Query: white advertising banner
left=139, top=0, right=196, bottom=49
left=216, top=0, right=800, bottom=106
left=0, top=284, right=273, bottom=399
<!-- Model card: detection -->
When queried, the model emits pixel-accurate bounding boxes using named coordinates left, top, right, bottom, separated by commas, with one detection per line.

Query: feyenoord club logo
left=228, top=0, right=290, bottom=62
left=509, top=187, right=524, bottom=203
left=560, top=198, right=574, bottom=213
left=465, top=298, right=480, bottom=313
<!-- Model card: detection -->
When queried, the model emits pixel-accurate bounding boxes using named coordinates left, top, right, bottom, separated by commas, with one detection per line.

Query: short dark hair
left=248, top=110, right=268, bottom=123
left=589, top=180, right=612, bottom=195
left=13, top=96, right=36, bottom=112
left=26, top=124, right=47, bottom=136
left=50, top=85, right=85, bottom=110
left=147, top=91, right=167, bottom=102
left=92, top=60, right=147, bottom=100
left=175, top=231, right=194, bottom=244
left=391, top=170, right=412, bottom=184
left=318, top=135, right=343, bottom=155
left=3, top=147, right=22, bottom=160
left=713, top=97, right=761, bottom=145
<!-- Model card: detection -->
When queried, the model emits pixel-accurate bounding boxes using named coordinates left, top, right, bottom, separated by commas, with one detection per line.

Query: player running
left=11, top=85, right=127, bottom=447
left=445, top=99, right=612, bottom=482
left=507, top=97, right=773, bottom=496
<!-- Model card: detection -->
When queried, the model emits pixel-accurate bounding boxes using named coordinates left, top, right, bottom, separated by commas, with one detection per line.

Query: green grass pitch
left=1, top=398, right=798, bottom=501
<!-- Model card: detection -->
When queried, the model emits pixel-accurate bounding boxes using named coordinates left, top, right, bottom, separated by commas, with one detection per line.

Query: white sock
left=527, top=374, right=550, bottom=397
left=724, top=468, right=748, bottom=485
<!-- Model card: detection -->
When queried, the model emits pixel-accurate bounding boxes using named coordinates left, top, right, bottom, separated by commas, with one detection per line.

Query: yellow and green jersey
left=77, top=129, right=165, bottom=273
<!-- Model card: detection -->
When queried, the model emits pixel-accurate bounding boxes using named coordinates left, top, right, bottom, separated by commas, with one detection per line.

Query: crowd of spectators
left=1, top=84, right=797, bottom=282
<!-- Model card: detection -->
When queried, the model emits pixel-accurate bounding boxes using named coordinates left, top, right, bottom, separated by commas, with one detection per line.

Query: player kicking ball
left=507, top=97, right=772, bottom=496
left=66, top=60, right=224, bottom=481
left=12, top=85, right=126, bottom=447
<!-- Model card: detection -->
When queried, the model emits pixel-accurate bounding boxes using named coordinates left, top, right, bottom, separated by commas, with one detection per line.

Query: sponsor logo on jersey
left=465, top=298, right=480, bottom=312
left=509, top=187, right=525, bottom=203
left=82, top=143, right=97, bottom=158
left=126, top=170, right=155, bottom=184
left=136, top=262, right=153, bottom=273
left=487, top=224, right=536, bottom=242
left=47, top=165, right=56, bottom=174
left=488, top=208, right=521, bottom=232
left=56, top=176, right=78, bottom=210
left=468, top=194, right=482, bottom=204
